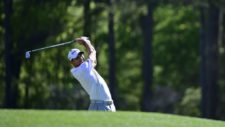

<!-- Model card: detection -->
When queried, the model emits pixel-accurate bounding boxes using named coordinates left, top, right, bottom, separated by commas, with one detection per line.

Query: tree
left=107, top=0, right=118, bottom=107
left=83, top=0, right=91, bottom=37
left=3, top=0, right=16, bottom=108
left=199, top=3, right=207, bottom=118
left=200, top=0, right=219, bottom=119
left=140, top=1, right=156, bottom=112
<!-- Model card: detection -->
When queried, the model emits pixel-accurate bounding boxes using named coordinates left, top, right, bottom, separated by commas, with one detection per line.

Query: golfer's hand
left=76, top=36, right=90, bottom=45
left=75, top=38, right=85, bottom=45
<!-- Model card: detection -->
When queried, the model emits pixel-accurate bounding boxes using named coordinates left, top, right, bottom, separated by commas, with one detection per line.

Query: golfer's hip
left=90, top=100, right=114, bottom=105
left=89, top=100, right=116, bottom=112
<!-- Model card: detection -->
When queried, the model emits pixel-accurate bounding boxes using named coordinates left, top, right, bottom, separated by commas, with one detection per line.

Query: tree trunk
left=223, top=13, right=225, bottom=67
left=140, top=1, right=155, bottom=112
left=83, top=0, right=91, bottom=37
left=199, top=6, right=207, bottom=118
left=200, top=1, right=219, bottom=119
left=3, top=0, right=15, bottom=108
left=108, top=0, right=117, bottom=107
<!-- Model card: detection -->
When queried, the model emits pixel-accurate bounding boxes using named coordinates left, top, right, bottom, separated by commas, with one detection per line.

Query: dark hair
left=78, top=51, right=84, bottom=56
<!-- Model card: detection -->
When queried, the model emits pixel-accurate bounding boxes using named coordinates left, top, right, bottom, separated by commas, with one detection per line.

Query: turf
left=0, top=109, right=224, bottom=127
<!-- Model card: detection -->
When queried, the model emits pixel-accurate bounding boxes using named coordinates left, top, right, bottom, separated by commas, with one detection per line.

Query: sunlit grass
left=0, top=109, right=224, bottom=127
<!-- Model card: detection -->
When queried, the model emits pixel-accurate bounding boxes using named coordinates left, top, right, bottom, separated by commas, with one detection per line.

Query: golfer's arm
left=83, top=41, right=97, bottom=67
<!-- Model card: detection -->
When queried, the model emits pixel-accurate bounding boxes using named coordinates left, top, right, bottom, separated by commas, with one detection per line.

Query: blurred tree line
left=1, top=0, right=225, bottom=120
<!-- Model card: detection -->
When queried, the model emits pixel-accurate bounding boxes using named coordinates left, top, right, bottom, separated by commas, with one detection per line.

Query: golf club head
left=25, top=51, right=31, bottom=59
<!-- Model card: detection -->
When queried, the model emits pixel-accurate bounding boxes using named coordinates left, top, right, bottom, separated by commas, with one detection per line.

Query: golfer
left=68, top=36, right=116, bottom=112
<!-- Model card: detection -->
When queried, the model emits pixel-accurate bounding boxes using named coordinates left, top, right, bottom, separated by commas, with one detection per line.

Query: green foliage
left=0, top=110, right=225, bottom=127
left=17, top=0, right=89, bottom=109
left=152, top=5, right=201, bottom=114
left=106, top=3, right=201, bottom=113
left=153, top=5, right=200, bottom=90
left=12, top=0, right=71, bottom=50
left=176, top=87, right=201, bottom=117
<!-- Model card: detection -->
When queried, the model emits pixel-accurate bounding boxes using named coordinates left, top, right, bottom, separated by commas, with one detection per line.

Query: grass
left=0, top=109, right=224, bottom=127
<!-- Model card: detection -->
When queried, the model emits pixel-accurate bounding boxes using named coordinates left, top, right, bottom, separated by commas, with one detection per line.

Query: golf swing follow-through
left=25, top=39, right=77, bottom=59
left=25, top=36, right=116, bottom=112
left=68, top=37, right=116, bottom=112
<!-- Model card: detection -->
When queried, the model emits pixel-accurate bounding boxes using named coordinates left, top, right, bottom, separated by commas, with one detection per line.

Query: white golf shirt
left=71, top=59, right=113, bottom=101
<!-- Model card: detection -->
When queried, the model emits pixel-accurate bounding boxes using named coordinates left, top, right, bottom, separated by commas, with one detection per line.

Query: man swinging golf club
left=68, top=36, right=116, bottom=112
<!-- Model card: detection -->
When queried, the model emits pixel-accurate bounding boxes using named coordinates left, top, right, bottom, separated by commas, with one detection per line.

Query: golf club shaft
left=30, top=39, right=76, bottom=53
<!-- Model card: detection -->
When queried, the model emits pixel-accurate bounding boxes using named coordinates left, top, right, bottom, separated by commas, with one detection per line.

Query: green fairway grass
left=0, top=109, right=224, bottom=127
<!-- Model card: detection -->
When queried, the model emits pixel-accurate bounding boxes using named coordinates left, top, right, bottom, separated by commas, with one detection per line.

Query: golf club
left=25, top=37, right=89, bottom=59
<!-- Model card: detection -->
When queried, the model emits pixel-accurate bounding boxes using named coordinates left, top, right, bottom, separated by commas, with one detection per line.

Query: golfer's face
left=71, top=54, right=84, bottom=67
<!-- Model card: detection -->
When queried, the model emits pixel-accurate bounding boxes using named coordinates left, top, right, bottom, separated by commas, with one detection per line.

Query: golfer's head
left=68, top=48, right=84, bottom=67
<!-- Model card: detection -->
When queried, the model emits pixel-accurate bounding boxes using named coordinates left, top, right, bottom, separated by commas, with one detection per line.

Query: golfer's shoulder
left=79, top=60, right=90, bottom=69
left=71, top=65, right=85, bottom=75
left=70, top=67, right=79, bottom=74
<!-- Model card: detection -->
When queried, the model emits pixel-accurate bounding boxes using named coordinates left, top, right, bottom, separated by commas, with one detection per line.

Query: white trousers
left=88, top=100, right=116, bottom=112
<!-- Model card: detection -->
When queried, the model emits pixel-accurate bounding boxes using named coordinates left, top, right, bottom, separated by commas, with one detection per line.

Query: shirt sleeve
left=86, top=59, right=94, bottom=70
